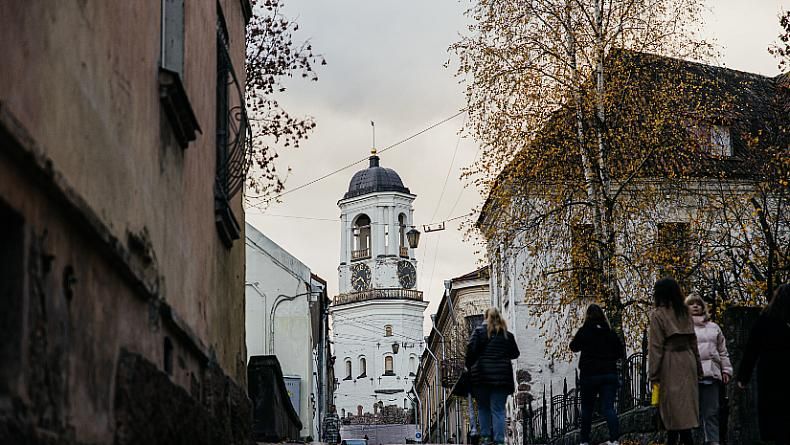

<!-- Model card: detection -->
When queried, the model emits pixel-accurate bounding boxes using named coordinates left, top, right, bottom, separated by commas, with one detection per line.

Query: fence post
left=541, top=387, right=548, bottom=441
left=549, top=382, right=554, bottom=437
left=562, top=378, right=568, bottom=434
left=640, top=329, right=648, bottom=406
left=574, top=369, right=580, bottom=428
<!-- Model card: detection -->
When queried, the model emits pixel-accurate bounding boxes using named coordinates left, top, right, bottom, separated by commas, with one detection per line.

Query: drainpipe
left=431, top=314, right=448, bottom=444
left=269, top=290, right=323, bottom=355
left=424, top=343, right=444, bottom=443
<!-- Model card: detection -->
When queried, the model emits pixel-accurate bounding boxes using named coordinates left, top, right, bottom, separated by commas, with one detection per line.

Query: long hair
left=485, top=307, right=508, bottom=339
left=764, top=284, right=790, bottom=324
left=584, top=303, right=611, bottom=329
left=654, top=277, right=688, bottom=320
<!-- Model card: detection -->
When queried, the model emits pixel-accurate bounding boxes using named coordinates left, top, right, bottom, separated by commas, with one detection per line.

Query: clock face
left=397, top=260, right=417, bottom=289
left=350, top=263, right=372, bottom=292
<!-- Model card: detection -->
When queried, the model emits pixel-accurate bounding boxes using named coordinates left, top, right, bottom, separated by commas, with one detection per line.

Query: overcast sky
left=246, top=0, right=787, bottom=335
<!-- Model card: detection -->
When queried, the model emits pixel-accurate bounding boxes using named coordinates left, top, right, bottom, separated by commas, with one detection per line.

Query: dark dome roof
left=344, top=155, right=411, bottom=199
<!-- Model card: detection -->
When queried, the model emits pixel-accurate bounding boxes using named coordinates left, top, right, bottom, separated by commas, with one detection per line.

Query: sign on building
left=283, top=376, right=301, bottom=414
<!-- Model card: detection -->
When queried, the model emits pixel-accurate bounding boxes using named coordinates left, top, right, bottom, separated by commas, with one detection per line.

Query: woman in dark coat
left=570, top=304, right=626, bottom=445
left=737, top=284, right=790, bottom=445
left=465, top=307, right=520, bottom=445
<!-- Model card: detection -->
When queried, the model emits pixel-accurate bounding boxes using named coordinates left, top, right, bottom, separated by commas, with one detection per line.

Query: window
left=691, top=124, right=733, bottom=157
left=384, top=356, right=394, bottom=375
left=160, top=0, right=184, bottom=77
left=656, top=222, right=691, bottom=287
left=398, top=214, right=409, bottom=257
left=0, top=201, right=24, bottom=396
left=384, top=325, right=393, bottom=337
left=352, top=214, right=372, bottom=260
left=213, top=8, right=247, bottom=247
left=341, top=408, right=346, bottom=418
left=571, top=224, right=601, bottom=299
left=344, top=359, right=352, bottom=380
left=358, top=357, right=367, bottom=377
left=465, top=315, right=484, bottom=336
left=357, top=405, right=363, bottom=416
left=409, top=355, right=417, bottom=376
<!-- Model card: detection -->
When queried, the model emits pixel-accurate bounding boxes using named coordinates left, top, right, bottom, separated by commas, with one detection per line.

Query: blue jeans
left=579, top=373, right=619, bottom=443
left=474, top=386, right=509, bottom=444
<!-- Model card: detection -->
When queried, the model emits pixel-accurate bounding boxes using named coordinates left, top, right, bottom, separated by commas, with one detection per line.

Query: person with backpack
left=648, top=277, right=703, bottom=445
left=465, top=307, right=520, bottom=445
left=570, top=304, right=625, bottom=445
left=686, top=294, right=732, bottom=445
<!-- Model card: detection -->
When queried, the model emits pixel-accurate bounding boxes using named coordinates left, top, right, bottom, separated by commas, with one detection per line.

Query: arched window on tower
left=359, top=357, right=367, bottom=377
left=384, top=356, right=394, bottom=375
left=398, top=213, right=408, bottom=257
left=384, top=325, right=393, bottom=337
left=409, top=355, right=417, bottom=376
left=345, top=359, right=352, bottom=380
left=352, top=214, right=371, bottom=260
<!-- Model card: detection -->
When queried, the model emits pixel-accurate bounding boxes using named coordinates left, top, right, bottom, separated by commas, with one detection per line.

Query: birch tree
left=453, top=0, right=719, bottom=337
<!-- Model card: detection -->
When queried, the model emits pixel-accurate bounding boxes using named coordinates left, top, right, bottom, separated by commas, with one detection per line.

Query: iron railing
left=522, top=331, right=652, bottom=444
left=351, top=248, right=371, bottom=260
left=334, top=288, right=424, bottom=306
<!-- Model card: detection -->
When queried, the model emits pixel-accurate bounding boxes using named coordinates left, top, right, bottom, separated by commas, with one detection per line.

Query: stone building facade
left=416, top=267, right=491, bottom=444
left=0, top=1, right=252, bottom=443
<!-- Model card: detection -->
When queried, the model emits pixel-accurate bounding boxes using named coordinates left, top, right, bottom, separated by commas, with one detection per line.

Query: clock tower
left=330, top=149, right=427, bottom=421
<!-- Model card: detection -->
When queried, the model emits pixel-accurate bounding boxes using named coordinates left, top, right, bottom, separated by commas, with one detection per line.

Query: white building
left=331, top=150, right=428, bottom=419
left=246, top=223, right=328, bottom=440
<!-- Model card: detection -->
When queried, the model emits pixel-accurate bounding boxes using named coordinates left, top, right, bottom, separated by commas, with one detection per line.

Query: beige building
left=0, top=1, right=251, bottom=443
left=416, top=267, right=490, bottom=444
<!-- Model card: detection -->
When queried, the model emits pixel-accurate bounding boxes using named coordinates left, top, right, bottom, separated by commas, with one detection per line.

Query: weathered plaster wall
left=0, top=0, right=248, bottom=383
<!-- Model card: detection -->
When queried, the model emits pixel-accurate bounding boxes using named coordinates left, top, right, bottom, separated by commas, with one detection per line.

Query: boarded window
left=0, top=201, right=24, bottom=395
left=384, top=325, right=393, bottom=337
left=571, top=224, right=601, bottom=299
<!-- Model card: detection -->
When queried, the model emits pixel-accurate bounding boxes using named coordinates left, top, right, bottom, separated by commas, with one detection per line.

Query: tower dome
left=344, top=154, right=410, bottom=199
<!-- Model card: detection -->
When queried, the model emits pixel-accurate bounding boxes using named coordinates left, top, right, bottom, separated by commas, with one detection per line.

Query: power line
left=248, top=110, right=466, bottom=204
left=331, top=311, right=425, bottom=343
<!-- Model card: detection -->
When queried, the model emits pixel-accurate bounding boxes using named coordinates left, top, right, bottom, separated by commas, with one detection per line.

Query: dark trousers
left=667, top=429, right=694, bottom=445
left=579, top=373, right=620, bottom=443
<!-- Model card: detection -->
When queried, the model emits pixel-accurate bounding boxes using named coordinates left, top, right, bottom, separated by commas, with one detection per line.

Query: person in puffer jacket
left=465, top=307, right=520, bottom=445
left=686, top=295, right=732, bottom=445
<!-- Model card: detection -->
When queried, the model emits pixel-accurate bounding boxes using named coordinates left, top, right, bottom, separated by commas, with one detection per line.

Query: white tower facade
left=331, top=152, right=428, bottom=419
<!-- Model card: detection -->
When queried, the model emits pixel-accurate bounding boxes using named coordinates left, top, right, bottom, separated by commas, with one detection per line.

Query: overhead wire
left=330, top=311, right=425, bottom=343
left=247, top=109, right=467, bottom=205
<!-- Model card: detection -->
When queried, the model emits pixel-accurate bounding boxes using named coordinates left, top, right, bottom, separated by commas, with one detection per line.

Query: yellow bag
left=651, top=383, right=660, bottom=406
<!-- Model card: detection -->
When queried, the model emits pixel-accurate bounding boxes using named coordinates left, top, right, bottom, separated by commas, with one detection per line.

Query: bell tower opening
left=352, top=214, right=371, bottom=260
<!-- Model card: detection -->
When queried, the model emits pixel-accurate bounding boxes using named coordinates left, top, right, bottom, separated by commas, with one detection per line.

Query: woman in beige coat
left=648, top=278, right=703, bottom=445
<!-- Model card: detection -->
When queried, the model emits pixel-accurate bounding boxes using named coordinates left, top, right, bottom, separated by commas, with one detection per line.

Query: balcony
left=334, top=288, right=424, bottom=306
left=441, top=358, right=465, bottom=388
left=399, top=246, right=409, bottom=257
left=351, top=248, right=371, bottom=261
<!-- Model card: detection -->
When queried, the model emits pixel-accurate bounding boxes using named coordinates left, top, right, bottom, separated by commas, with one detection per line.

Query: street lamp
left=392, top=342, right=400, bottom=354
left=406, top=227, right=421, bottom=249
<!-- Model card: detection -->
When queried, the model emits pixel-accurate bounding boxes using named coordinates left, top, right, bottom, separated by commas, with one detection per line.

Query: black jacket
left=737, top=314, right=790, bottom=443
left=570, top=322, right=625, bottom=378
left=465, top=324, right=520, bottom=392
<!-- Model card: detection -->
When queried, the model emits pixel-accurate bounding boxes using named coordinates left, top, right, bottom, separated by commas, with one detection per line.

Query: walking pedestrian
left=648, top=277, right=703, bottom=445
left=465, top=307, right=520, bottom=445
left=686, top=295, right=732, bottom=445
left=736, top=283, right=790, bottom=445
left=323, top=405, right=341, bottom=445
left=570, top=304, right=625, bottom=445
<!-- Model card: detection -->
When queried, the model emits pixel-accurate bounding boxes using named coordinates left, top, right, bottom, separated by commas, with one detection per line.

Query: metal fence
left=522, top=331, right=652, bottom=444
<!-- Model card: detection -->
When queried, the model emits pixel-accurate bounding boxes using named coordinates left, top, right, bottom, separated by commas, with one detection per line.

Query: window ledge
left=159, top=67, right=201, bottom=149
left=383, top=371, right=396, bottom=377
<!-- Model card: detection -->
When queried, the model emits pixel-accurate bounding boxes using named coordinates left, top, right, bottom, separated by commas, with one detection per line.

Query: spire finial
left=370, top=121, right=377, bottom=155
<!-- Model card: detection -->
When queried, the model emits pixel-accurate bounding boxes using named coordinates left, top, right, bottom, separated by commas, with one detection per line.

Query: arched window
left=345, top=359, right=352, bottom=380
left=398, top=213, right=408, bottom=257
left=359, top=357, right=367, bottom=377
left=409, top=355, right=416, bottom=375
left=357, top=405, right=363, bottom=416
left=352, top=214, right=371, bottom=260
left=384, top=356, right=394, bottom=375
left=384, top=325, right=393, bottom=337
left=341, top=408, right=346, bottom=418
